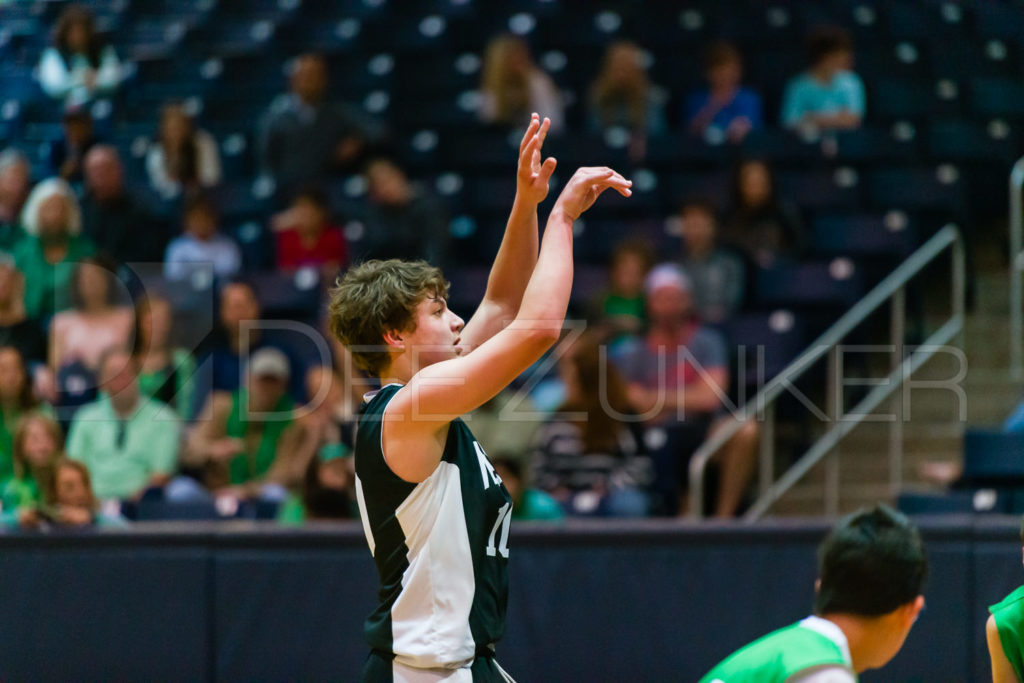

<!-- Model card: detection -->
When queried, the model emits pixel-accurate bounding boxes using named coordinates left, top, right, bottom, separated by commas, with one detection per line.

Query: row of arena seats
left=899, top=430, right=1024, bottom=515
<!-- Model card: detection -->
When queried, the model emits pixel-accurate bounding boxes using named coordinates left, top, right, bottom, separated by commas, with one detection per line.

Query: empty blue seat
left=962, top=429, right=1024, bottom=482
left=248, top=269, right=323, bottom=319
left=976, top=3, right=1024, bottom=38
left=754, top=261, right=864, bottom=309
left=897, top=490, right=1008, bottom=515
left=812, top=213, right=917, bottom=257
left=867, top=167, right=965, bottom=213
left=776, top=168, right=861, bottom=211
left=970, top=77, right=1024, bottom=118
left=928, top=120, right=1019, bottom=162
left=727, top=310, right=806, bottom=385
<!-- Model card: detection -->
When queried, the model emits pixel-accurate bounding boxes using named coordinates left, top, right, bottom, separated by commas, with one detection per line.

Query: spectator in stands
left=686, top=41, right=762, bottom=144
left=48, top=107, right=98, bottom=186
left=0, top=347, right=51, bottom=482
left=43, top=458, right=125, bottom=527
left=146, top=102, right=222, bottom=200
left=50, top=257, right=133, bottom=373
left=38, top=4, right=122, bottom=109
left=14, top=177, right=95, bottom=319
left=66, top=347, right=180, bottom=501
left=0, top=149, right=32, bottom=252
left=272, top=186, right=347, bottom=275
left=531, top=336, right=652, bottom=517
left=183, top=347, right=297, bottom=501
left=0, top=259, right=47, bottom=365
left=678, top=200, right=745, bottom=325
left=1, top=413, right=62, bottom=525
left=81, top=146, right=164, bottom=264
left=275, top=365, right=356, bottom=493
left=781, top=26, right=865, bottom=132
left=163, top=192, right=241, bottom=281
left=278, top=448, right=356, bottom=523
left=592, top=237, right=654, bottom=341
left=493, top=457, right=563, bottom=522
left=615, top=264, right=758, bottom=517
left=723, top=159, right=804, bottom=268
left=259, top=52, right=380, bottom=195
left=359, top=157, right=449, bottom=267
left=466, top=389, right=542, bottom=464
left=479, top=35, right=564, bottom=133
left=588, top=41, right=667, bottom=160
left=192, top=279, right=310, bottom=416
left=133, top=294, right=195, bottom=419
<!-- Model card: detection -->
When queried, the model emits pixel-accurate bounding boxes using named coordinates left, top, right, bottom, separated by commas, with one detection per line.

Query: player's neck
left=819, top=613, right=881, bottom=674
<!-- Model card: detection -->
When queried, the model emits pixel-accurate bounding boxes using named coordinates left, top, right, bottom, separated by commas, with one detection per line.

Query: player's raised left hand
left=516, top=113, right=557, bottom=205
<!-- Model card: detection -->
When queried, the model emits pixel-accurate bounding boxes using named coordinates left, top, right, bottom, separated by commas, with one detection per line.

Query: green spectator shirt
left=13, top=234, right=95, bottom=319
left=511, top=489, right=564, bottom=521
left=0, top=473, right=40, bottom=513
left=990, top=584, right=1024, bottom=682
left=66, top=393, right=181, bottom=500
left=224, top=389, right=294, bottom=485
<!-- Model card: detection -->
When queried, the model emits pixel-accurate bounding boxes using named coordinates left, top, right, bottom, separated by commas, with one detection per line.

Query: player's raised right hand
left=552, top=166, right=632, bottom=222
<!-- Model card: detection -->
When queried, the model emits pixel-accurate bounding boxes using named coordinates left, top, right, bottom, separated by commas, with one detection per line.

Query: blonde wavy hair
left=19, top=177, right=82, bottom=238
left=480, top=35, right=533, bottom=125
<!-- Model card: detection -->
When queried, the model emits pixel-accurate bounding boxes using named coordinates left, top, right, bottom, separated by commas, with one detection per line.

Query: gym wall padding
left=0, top=516, right=1017, bottom=682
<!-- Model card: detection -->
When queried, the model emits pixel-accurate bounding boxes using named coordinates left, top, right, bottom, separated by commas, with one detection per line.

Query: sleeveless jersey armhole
left=378, top=385, right=449, bottom=484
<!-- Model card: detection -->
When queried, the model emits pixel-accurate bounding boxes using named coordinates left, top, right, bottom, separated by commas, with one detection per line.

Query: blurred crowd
left=0, top=3, right=879, bottom=528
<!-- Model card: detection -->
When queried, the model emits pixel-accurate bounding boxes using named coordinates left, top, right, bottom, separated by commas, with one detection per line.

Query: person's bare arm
left=183, top=392, right=240, bottom=467
left=629, top=367, right=730, bottom=422
left=460, top=114, right=557, bottom=350
left=987, top=614, right=1019, bottom=683
left=385, top=167, right=632, bottom=483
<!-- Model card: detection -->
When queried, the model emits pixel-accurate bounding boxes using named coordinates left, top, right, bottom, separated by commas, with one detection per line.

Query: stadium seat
left=811, top=212, right=918, bottom=258
left=896, top=489, right=1011, bottom=515
left=962, top=429, right=1024, bottom=483
left=727, top=310, right=806, bottom=387
left=248, top=269, right=323, bottom=319
left=867, top=167, right=966, bottom=214
left=928, top=120, right=1019, bottom=163
left=776, top=168, right=862, bottom=211
left=970, top=77, right=1024, bottom=119
left=753, top=260, right=864, bottom=310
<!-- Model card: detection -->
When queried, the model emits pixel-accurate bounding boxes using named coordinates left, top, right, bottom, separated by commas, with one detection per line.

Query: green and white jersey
left=354, top=384, right=513, bottom=670
left=700, top=616, right=856, bottom=683
left=989, top=584, right=1024, bottom=683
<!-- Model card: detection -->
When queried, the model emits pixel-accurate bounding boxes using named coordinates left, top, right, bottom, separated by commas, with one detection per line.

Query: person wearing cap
left=65, top=347, right=181, bottom=501
left=184, top=347, right=298, bottom=500
left=613, top=262, right=758, bottom=517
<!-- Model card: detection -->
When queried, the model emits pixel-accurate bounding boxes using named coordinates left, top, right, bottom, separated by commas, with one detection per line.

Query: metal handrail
left=688, top=224, right=965, bottom=519
left=1009, top=157, right=1024, bottom=379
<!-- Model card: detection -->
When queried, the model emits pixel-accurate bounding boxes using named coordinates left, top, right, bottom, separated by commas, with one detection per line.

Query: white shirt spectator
left=163, top=233, right=242, bottom=281
left=145, top=130, right=223, bottom=199
left=38, top=46, right=121, bottom=108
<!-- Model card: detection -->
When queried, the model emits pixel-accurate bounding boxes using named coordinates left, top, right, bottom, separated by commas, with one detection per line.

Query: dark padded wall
left=0, top=516, right=1018, bottom=681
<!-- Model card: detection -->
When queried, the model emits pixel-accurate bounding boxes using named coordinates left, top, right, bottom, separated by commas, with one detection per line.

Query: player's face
left=404, top=295, right=465, bottom=368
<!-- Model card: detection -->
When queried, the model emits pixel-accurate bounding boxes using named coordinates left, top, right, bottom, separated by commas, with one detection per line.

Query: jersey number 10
left=475, top=441, right=511, bottom=559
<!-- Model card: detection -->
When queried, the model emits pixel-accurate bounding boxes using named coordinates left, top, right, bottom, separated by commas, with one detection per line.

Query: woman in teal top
left=987, top=515, right=1024, bottom=683
left=13, top=177, right=94, bottom=320
left=0, top=412, right=62, bottom=526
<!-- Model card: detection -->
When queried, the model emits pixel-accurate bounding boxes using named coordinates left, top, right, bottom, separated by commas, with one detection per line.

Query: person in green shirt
left=0, top=412, right=62, bottom=526
left=591, top=237, right=652, bottom=341
left=184, top=347, right=297, bottom=500
left=492, top=456, right=564, bottom=522
left=0, top=346, right=50, bottom=480
left=65, top=347, right=180, bottom=501
left=700, top=504, right=927, bottom=683
left=13, top=177, right=95, bottom=319
left=987, top=514, right=1024, bottom=683
left=133, top=294, right=196, bottom=419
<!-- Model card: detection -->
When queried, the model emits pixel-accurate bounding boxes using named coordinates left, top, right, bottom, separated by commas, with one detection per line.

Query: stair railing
left=688, top=224, right=965, bottom=520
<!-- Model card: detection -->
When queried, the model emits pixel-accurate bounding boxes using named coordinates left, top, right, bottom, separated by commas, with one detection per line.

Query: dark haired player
left=700, top=504, right=927, bottom=682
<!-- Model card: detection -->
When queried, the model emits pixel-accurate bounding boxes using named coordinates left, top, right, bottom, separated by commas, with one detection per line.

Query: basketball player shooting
left=328, top=113, right=631, bottom=682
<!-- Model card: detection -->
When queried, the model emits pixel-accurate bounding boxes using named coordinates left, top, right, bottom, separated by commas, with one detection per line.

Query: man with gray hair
left=0, top=148, right=32, bottom=252
left=81, top=145, right=164, bottom=264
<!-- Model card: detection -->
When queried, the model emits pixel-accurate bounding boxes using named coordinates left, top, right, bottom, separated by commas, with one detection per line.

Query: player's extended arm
left=385, top=167, right=632, bottom=482
left=460, top=114, right=556, bottom=350
left=987, top=614, right=1019, bottom=683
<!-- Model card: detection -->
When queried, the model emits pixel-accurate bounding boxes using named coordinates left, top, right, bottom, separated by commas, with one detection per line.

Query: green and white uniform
left=700, top=616, right=856, bottom=683
left=355, top=385, right=515, bottom=682
left=990, top=584, right=1024, bottom=682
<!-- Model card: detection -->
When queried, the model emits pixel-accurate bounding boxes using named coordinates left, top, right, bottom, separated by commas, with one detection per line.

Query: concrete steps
left=762, top=267, right=1021, bottom=518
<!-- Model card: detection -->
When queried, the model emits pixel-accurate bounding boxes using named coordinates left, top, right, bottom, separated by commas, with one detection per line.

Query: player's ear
left=382, top=329, right=404, bottom=349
